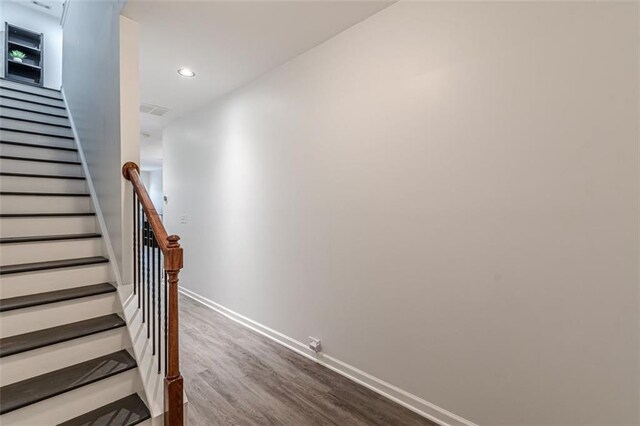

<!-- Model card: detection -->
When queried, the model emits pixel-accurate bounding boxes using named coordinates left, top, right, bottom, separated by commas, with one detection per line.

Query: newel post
left=165, top=235, right=184, bottom=425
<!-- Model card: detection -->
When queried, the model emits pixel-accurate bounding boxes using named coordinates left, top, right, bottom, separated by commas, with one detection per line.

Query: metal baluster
left=157, top=238, right=162, bottom=373
left=133, top=193, right=137, bottom=296
left=151, top=231, right=156, bottom=355
left=146, top=218, right=151, bottom=337
left=138, top=202, right=143, bottom=308
left=164, top=269, right=168, bottom=374
left=142, top=212, right=146, bottom=322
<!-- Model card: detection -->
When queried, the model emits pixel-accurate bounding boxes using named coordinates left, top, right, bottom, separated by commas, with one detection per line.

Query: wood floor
left=180, top=294, right=437, bottom=426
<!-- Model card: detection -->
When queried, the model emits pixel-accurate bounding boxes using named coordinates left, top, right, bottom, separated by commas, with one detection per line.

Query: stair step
left=0, top=123, right=74, bottom=139
left=0, top=112, right=71, bottom=129
left=0, top=89, right=62, bottom=102
left=0, top=140, right=77, bottom=152
left=0, top=172, right=85, bottom=180
left=0, top=213, right=95, bottom=218
left=0, top=106, right=70, bottom=127
left=0, top=350, right=137, bottom=415
left=0, top=78, right=63, bottom=100
left=57, top=394, right=150, bottom=426
left=0, top=175, right=86, bottom=193
left=0, top=191, right=90, bottom=196
left=0, top=97, right=68, bottom=117
left=0, top=256, right=109, bottom=275
left=0, top=88, right=66, bottom=108
left=0, top=130, right=77, bottom=149
left=1, top=235, right=102, bottom=267
left=0, top=157, right=84, bottom=176
left=0, top=155, right=80, bottom=165
left=0, top=312, right=123, bottom=357
left=0, top=233, right=101, bottom=244
left=0, top=283, right=115, bottom=313
left=0, top=94, right=65, bottom=110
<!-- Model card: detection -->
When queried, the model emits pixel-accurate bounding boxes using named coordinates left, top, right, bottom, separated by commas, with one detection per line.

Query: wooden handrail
left=122, top=161, right=184, bottom=425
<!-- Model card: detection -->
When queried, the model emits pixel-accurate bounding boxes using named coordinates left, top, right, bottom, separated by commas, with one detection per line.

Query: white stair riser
left=0, top=80, right=63, bottom=99
left=0, top=263, right=111, bottom=298
left=0, top=143, right=78, bottom=162
left=0, top=98, right=68, bottom=117
left=0, top=327, right=129, bottom=386
left=0, top=107, right=70, bottom=127
left=0, top=238, right=102, bottom=266
left=0, top=158, right=83, bottom=176
left=0, top=293, right=119, bottom=337
left=0, top=369, right=141, bottom=425
left=0, top=195, right=91, bottom=214
left=0, top=118, right=74, bottom=139
left=0, top=88, right=66, bottom=108
left=0, top=175, right=87, bottom=193
left=0, top=130, right=76, bottom=149
left=0, top=216, right=96, bottom=238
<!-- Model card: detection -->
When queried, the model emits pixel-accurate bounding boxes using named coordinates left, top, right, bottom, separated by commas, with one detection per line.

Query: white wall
left=63, top=1, right=137, bottom=281
left=0, top=1, right=62, bottom=89
left=140, top=169, right=163, bottom=216
left=163, top=2, right=639, bottom=425
left=119, top=14, right=140, bottom=285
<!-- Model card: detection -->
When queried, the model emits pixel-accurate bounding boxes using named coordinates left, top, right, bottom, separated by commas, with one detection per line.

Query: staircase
left=0, top=79, right=151, bottom=425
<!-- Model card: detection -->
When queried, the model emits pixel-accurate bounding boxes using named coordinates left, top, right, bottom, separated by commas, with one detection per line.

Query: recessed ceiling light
left=177, top=68, right=195, bottom=78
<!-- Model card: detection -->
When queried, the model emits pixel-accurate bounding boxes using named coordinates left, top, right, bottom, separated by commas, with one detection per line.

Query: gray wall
left=164, top=2, right=639, bottom=424
left=62, top=0, right=123, bottom=273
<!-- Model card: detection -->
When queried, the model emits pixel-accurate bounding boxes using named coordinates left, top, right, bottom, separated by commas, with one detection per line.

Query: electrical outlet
left=308, top=337, right=322, bottom=353
left=180, top=215, right=187, bottom=224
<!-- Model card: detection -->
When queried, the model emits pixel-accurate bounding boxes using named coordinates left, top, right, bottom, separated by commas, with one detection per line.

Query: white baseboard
left=61, top=88, right=122, bottom=287
left=178, top=286, right=477, bottom=426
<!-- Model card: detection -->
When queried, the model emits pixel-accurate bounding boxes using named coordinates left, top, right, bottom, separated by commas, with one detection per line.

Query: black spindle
left=146, top=218, right=151, bottom=337
left=151, top=231, right=156, bottom=355
left=142, top=212, right=146, bottom=322
left=164, top=269, right=168, bottom=374
left=133, top=193, right=137, bottom=296
left=137, top=200, right=142, bottom=308
left=157, top=239, right=162, bottom=373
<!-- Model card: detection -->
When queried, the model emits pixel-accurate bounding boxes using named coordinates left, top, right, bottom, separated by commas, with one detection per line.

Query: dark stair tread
left=0, top=140, right=77, bottom=152
left=0, top=233, right=101, bottom=244
left=0, top=191, right=90, bottom=196
left=0, top=256, right=109, bottom=275
left=0, top=105, right=69, bottom=119
left=0, top=172, right=85, bottom=180
left=57, top=394, right=150, bottom=426
left=0, top=213, right=95, bottom=218
left=0, top=312, right=123, bottom=357
left=0, top=115, right=71, bottom=129
left=0, top=155, right=81, bottom=165
left=0, top=88, right=65, bottom=103
left=0, top=84, right=63, bottom=101
left=0, top=283, right=115, bottom=313
left=0, top=127, right=74, bottom=140
left=0, top=350, right=137, bottom=414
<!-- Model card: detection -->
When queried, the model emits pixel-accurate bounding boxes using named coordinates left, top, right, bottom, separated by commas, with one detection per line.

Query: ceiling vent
left=139, top=103, right=170, bottom=117
left=32, top=1, right=52, bottom=10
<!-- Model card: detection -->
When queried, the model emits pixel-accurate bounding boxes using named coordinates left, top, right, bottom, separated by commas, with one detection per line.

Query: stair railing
left=122, top=162, right=184, bottom=425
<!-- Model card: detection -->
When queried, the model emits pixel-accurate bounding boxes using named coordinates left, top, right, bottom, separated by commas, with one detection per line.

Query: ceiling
left=123, top=0, right=392, bottom=123
left=10, top=0, right=65, bottom=20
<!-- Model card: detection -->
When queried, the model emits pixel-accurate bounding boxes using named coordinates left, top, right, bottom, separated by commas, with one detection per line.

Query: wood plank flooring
left=180, top=294, right=438, bottom=426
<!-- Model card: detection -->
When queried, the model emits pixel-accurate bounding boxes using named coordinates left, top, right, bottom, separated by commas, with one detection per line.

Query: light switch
left=180, top=215, right=187, bottom=224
